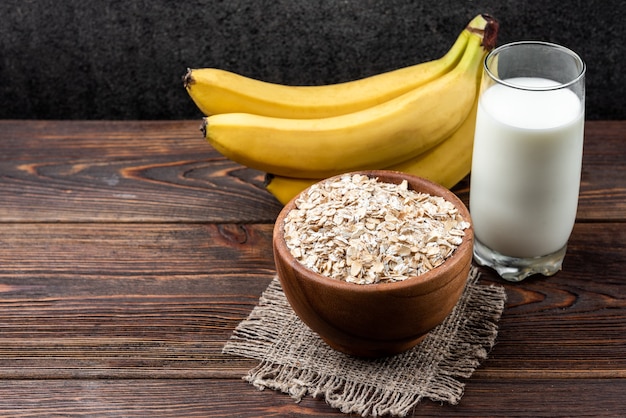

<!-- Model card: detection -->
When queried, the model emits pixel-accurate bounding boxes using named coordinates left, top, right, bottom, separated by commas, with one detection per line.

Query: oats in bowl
left=272, top=170, right=474, bottom=357
left=283, top=173, right=470, bottom=284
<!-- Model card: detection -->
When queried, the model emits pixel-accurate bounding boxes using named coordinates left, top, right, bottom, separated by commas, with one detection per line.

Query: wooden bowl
left=273, top=170, right=474, bottom=358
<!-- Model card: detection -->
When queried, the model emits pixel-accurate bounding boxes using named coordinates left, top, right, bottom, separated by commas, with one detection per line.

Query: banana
left=201, top=27, right=491, bottom=179
left=382, top=91, right=479, bottom=188
left=183, top=17, right=474, bottom=119
left=264, top=51, right=486, bottom=205
left=265, top=174, right=317, bottom=205
left=264, top=98, right=478, bottom=205
left=386, top=56, right=484, bottom=188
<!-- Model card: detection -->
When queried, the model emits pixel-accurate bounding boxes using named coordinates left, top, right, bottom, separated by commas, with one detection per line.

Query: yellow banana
left=183, top=17, right=476, bottom=119
left=202, top=29, right=490, bottom=179
left=265, top=174, right=317, bottom=205
left=384, top=91, right=479, bottom=188
left=264, top=99, right=478, bottom=205
left=264, top=64, right=484, bottom=205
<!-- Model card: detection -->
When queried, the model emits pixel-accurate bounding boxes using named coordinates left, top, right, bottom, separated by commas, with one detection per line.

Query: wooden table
left=0, top=120, right=624, bottom=417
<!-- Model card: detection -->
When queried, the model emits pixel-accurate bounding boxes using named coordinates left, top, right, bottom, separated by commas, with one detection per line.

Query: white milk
left=470, top=77, right=584, bottom=258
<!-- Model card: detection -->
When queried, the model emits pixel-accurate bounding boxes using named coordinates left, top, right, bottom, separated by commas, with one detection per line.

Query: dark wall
left=1, top=0, right=623, bottom=120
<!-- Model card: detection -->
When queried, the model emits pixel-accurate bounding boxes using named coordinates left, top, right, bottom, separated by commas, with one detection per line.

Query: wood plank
left=0, top=223, right=275, bottom=379
left=1, top=120, right=624, bottom=223
left=0, top=223, right=624, bottom=379
left=0, top=378, right=622, bottom=417
left=0, top=223, right=276, bottom=276
left=0, top=120, right=283, bottom=222
left=578, top=121, right=626, bottom=220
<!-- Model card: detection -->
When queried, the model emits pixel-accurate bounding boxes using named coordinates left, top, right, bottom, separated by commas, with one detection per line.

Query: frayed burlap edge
left=223, top=266, right=506, bottom=417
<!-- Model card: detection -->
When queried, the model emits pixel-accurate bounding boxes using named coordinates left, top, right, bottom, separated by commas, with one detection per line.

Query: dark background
left=1, top=0, right=623, bottom=120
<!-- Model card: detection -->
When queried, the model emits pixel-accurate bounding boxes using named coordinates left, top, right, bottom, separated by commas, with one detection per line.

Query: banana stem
left=182, top=68, right=194, bottom=89
left=482, top=15, right=499, bottom=50
left=467, top=14, right=499, bottom=51
left=200, top=117, right=208, bottom=137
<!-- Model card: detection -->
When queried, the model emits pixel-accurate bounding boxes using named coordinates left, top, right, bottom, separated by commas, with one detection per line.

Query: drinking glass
left=470, top=41, right=586, bottom=282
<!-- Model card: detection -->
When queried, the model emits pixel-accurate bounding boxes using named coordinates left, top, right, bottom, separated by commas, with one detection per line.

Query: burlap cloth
left=223, top=266, right=506, bottom=417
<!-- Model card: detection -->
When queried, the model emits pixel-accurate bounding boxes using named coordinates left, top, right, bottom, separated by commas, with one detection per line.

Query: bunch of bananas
left=184, top=14, right=499, bottom=204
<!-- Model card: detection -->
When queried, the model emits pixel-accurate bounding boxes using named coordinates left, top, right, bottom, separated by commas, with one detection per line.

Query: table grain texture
left=0, top=120, right=624, bottom=417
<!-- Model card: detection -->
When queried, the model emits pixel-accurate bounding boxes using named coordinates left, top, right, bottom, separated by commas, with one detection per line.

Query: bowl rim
left=273, top=169, right=474, bottom=294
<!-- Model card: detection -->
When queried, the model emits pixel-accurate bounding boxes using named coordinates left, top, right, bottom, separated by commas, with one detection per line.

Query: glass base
left=473, top=239, right=566, bottom=282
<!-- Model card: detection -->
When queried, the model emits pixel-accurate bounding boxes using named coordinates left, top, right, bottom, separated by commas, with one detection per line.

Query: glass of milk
left=470, top=41, right=586, bottom=282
